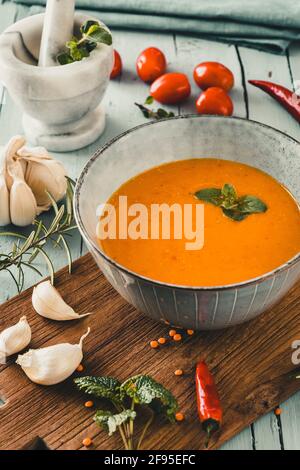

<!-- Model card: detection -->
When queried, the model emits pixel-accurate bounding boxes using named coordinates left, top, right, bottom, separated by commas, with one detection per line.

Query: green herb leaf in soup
left=194, top=188, right=222, bottom=206
left=194, top=183, right=267, bottom=221
left=222, top=207, right=248, bottom=221
left=237, top=195, right=268, bottom=214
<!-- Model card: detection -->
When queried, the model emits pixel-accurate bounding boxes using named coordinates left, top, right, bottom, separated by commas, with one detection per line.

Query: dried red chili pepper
left=195, top=361, right=222, bottom=447
left=248, top=80, right=300, bottom=123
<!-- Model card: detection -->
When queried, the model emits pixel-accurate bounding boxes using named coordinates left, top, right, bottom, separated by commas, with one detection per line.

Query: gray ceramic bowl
left=74, top=115, right=300, bottom=330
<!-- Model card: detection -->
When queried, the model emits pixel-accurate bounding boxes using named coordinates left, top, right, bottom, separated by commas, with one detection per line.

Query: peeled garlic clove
left=9, top=178, right=37, bottom=226
left=32, top=280, right=93, bottom=321
left=16, top=328, right=90, bottom=385
left=0, top=170, right=10, bottom=226
left=0, top=316, right=31, bottom=362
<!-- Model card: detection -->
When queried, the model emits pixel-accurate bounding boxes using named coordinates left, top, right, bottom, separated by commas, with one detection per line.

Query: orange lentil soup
left=99, top=159, right=300, bottom=286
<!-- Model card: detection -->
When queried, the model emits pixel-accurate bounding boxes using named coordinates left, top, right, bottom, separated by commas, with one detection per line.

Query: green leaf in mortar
left=84, top=24, right=112, bottom=45
left=80, top=20, right=99, bottom=35
left=57, top=52, right=73, bottom=65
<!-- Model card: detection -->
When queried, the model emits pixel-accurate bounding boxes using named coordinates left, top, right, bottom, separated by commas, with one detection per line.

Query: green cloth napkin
left=12, top=0, right=300, bottom=54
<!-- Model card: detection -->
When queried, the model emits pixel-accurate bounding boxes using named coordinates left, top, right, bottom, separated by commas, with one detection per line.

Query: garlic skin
left=16, top=328, right=90, bottom=385
left=32, top=280, right=93, bottom=321
left=19, top=147, right=67, bottom=206
left=0, top=316, right=32, bottom=362
left=0, top=169, right=10, bottom=226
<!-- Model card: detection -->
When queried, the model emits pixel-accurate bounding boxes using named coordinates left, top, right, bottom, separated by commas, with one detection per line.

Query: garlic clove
left=9, top=178, right=37, bottom=226
left=5, top=152, right=38, bottom=227
left=17, top=146, right=67, bottom=206
left=3, top=136, right=26, bottom=190
left=0, top=316, right=31, bottom=363
left=32, top=280, right=93, bottom=321
left=0, top=169, right=10, bottom=226
left=24, top=158, right=67, bottom=206
left=16, top=327, right=90, bottom=385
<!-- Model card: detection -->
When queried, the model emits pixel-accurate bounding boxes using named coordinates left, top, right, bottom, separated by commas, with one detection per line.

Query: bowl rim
left=74, top=114, right=300, bottom=291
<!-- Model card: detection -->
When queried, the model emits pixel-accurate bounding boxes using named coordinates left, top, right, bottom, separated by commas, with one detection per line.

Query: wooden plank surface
left=0, top=254, right=300, bottom=450
left=0, top=2, right=300, bottom=450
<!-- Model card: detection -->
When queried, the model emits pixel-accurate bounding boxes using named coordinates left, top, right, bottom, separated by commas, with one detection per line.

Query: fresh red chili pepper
left=195, top=361, right=222, bottom=447
left=248, top=80, right=300, bottom=123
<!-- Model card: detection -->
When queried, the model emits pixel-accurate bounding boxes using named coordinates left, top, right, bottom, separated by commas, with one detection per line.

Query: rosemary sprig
left=0, top=178, right=77, bottom=293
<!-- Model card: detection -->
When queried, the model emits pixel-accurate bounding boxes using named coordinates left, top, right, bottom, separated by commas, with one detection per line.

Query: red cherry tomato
left=136, top=47, right=166, bottom=83
left=194, top=62, right=234, bottom=91
left=150, top=73, right=191, bottom=105
left=110, top=50, right=122, bottom=79
left=196, top=87, right=233, bottom=116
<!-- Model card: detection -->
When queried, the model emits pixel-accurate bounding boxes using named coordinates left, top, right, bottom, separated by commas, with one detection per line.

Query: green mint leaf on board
left=145, top=95, right=154, bottom=105
left=94, top=409, right=136, bottom=436
left=74, top=376, right=121, bottom=403
left=194, top=183, right=267, bottom=222
left=120, top=375, right=178, bottom=422
left=237, top=195, right=267, bottom=214
left=194, top=188, right=222, bottom=206
left=84, top=24, right=112, bottom=45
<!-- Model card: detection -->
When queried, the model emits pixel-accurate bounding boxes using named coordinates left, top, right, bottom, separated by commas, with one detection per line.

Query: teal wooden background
left=0, top=0, right=299, bottom=450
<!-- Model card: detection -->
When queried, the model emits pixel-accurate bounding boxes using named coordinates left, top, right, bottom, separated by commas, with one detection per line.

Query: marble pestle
left=38, top=0, right=75, bottom=66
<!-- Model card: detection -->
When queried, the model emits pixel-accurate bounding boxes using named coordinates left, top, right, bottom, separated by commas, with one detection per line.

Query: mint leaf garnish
left=195, top=183, right=267, bottom=221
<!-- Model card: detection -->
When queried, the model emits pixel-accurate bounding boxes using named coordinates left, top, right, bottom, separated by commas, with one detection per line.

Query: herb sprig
left=0, top=178, right=76, bottom=293
left=75, top=374, right=178, bottom=450
left=57, top=20, right=112, bottom=65
left=135, top=96, right=175, bottom=120
left=194, top=183, right=267, bottom=221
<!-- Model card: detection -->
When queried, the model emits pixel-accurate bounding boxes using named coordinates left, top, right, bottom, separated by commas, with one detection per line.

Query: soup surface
left=99, top=159, right=300, bottom=286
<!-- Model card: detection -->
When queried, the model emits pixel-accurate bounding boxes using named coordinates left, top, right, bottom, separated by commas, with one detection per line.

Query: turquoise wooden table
left=0, top=0, right=299, bottom=450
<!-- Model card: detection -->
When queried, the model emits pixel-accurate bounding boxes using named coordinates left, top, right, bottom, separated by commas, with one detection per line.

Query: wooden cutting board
left=0, top=253, right=300, bottom=451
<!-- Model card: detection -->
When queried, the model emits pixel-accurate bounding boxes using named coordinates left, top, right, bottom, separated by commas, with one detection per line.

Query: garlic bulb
left=32, top=280, right=93, bottom=321
left=16, top=328, right=90, bottom=385
left=0, top=316, right=32, bottom=362
left=18, top=146, right=67, bottom=206
left=0, top=135, right=67, bottom=227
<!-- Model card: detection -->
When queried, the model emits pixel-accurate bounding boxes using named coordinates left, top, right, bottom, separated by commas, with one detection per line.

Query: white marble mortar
left=0, top=13, right=114, bottom=151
